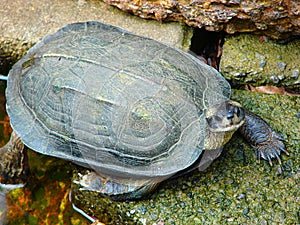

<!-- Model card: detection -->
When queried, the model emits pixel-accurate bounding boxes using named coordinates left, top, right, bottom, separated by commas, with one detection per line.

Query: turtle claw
left=276, top=156, right=282, bottom=165
left=255, top=131, right=287, bottom=166
left=239, top=110, right=288, bottom=166
left=269, top=160, right=273, bottom=166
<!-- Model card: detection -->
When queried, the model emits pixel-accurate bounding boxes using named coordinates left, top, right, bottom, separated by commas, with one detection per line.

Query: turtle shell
left=6, top=21, right=230, bottom=180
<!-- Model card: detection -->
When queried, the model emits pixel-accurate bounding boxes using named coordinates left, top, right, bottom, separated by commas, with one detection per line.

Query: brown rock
left=103, top=0, right=300, bottom=39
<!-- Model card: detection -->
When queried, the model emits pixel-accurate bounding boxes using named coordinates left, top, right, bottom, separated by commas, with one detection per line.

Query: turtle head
left=206, top=100, right=245, bottom=133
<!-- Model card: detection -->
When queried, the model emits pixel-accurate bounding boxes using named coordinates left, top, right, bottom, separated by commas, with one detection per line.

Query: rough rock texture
left=220, top=34, right=300, bottom=89
left=72, top=90, right=300, bottom=224
left=103, top=0, right=300, bottom=39
left=0, top=0, right=192, bottom=75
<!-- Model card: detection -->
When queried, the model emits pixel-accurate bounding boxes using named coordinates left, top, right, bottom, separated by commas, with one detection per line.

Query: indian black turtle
left=0, top=21, right=287, bottom=200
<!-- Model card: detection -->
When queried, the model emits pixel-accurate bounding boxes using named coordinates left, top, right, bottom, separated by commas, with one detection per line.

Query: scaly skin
left=201, top=100, right=287, bottom=172
left=0, top=132, right=29, bottom=184
left=239, top=110, right=287, bottom=165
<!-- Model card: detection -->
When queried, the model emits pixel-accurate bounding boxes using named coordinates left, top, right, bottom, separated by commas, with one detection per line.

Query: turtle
left=0, top=21, right=287, bottom=200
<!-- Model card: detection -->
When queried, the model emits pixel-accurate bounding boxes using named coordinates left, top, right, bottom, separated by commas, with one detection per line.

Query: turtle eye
left=234, top=106, right=240, bottom=117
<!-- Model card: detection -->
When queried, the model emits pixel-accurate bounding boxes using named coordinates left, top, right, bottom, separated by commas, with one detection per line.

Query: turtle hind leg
left=73, top=171, right=159, bottom=201
left=0, top=131, right=29, bottom=184
left=239, top=110, right=288, bottom=165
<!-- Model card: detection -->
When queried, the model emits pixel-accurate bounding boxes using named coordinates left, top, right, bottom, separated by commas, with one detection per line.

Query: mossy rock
left=220, top=35, right=300, bottom=90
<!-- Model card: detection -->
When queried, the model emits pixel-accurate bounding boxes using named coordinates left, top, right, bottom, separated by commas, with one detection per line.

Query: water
left=0, top=80, right=89, bottom=225
left=0, top=184, right=24, bottom=224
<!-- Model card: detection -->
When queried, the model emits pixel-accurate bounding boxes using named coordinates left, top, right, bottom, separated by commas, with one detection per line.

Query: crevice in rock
left=189, top=28, right=225, bottom=71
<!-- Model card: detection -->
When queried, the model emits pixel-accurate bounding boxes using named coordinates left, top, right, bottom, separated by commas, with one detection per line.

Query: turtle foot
left=255, top=131, right=287, bottom=166
left=240, top=110, right=288, bottom=166
left=73, top=171, right=158, bottom=201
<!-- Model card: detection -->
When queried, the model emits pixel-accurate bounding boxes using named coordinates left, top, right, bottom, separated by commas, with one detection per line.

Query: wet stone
left=259, top=59, right=267, bottom=68
left=137, top=205, right=147, bottom=215
left=270, top=75, right=280, bottom=84
left=220, top=35, right=300, bottom=88
left=291, top=69, right=299, bottom=78
left=277, top=62, right=287, bottom=71
left=237, top=193, right=246, bottom=200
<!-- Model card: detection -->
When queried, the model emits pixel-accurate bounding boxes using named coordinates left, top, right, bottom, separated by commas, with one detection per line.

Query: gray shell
left=6, top=21, right=230, bottom=180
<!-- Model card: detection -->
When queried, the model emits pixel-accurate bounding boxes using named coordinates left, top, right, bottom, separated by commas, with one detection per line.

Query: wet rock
left=236, top=193, right=246, bottom=200
left=291, top=69, right=299, bottom=79
left=270, top=75, right=280, bottom=84
left=259, top=60, right=267, bottom=68
left=72, top=90, right=299, bottom=224
left=278, top=62, right=287, bottom=71
left=103, top=0, right=300, bottom=40
left=220, top=34, right=300, bottom=89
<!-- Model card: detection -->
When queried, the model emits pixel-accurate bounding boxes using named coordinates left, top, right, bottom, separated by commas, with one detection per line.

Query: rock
left=220, top=34, right=300, bottom=89
left=71, top=90, right=299, bottom=224
left=103, top=0, right=300, bottom=40
left=0, top=0, right=192, bottom=75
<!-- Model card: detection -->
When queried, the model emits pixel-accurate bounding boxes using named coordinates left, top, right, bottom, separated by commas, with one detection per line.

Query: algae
left=220, top=35, right=300, bottom=90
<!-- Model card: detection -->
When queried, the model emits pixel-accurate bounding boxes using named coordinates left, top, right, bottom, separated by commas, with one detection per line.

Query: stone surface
left=71, top=89, right=300, bottom=224
left=0, top=0, right=192, bottom=74
left=220, top=35, right=300, bottom=89
left=103, top=0, right=300, bottom=40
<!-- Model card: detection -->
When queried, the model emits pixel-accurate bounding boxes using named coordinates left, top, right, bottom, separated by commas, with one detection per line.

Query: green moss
left=220, top=35, right=300, bottom=89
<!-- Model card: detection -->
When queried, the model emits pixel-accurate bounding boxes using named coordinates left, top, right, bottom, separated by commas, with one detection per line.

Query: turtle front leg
left=239, top=110, right=288, bottom=165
